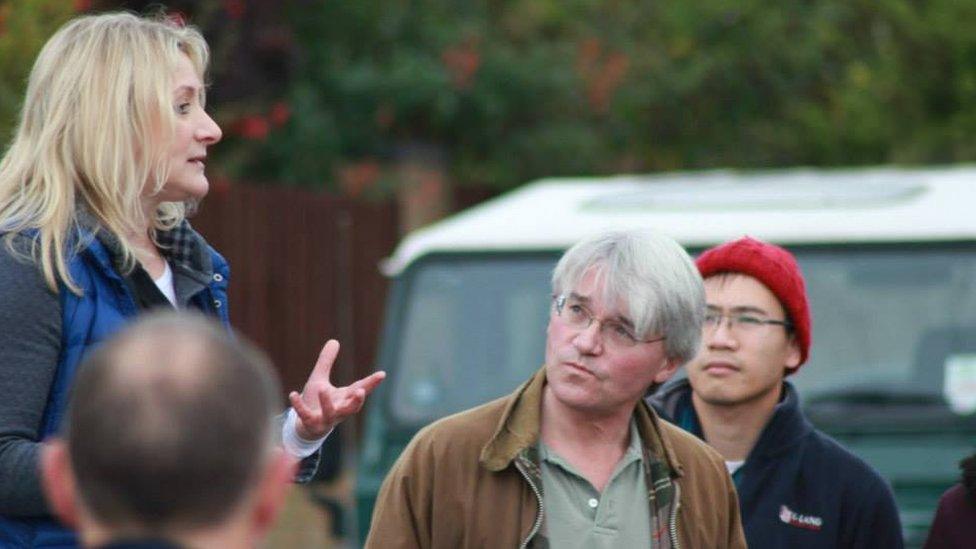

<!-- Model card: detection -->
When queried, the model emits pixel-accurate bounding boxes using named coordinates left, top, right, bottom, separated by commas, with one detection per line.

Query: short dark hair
left=962, top=452, right=976, bottom=505
left=65, top=311, right=282, bottom=531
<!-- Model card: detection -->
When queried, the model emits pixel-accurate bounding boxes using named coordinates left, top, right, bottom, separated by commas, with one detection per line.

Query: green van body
left=355, top=168, right=976, bottom=547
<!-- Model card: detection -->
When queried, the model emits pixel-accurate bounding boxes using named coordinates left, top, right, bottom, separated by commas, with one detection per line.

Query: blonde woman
left=0, top=12, right=384, bottom=547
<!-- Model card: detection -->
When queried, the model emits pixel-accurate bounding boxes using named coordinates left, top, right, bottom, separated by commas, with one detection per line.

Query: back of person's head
left=0, top=11, right=209, bottom=293
left=962, top=453, right=976, bottom=505
left=551, top=229, right=705, bottom=366
left=695, top=236, right=813, bottom=368
left=42, top=312, right=293, bottom=545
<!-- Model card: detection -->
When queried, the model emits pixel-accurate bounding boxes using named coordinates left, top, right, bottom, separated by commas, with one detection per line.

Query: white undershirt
left=726, top=460, right=745, bottom=476
left=152, top=262, right=177, bottom=307
left=282, top=408, right=331, bottom=458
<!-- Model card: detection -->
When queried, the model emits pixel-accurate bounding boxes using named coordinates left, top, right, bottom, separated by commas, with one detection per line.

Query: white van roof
left=383, top=165, right=976, bottom=276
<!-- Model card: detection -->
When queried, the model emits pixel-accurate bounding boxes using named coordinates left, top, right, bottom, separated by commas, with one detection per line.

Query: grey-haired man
left=366, top=229, right=746, bottom=548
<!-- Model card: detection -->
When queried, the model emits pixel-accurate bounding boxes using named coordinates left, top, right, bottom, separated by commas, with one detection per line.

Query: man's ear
left=652, top=357, right=681, bottom=385
left=784, top=335, right=802, bottom=375
left=40, top=439, right=80, bottom=528
left=251, top=448, right=298, bottom=536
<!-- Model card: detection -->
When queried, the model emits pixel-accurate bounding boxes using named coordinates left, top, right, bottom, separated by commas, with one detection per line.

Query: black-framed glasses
left=703, top=311, right=792, bottom=334
left=554, top=294, right=667, bottom=349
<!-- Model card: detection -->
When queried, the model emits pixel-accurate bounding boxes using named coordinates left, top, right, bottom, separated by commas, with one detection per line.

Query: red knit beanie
left=696, top=237, right=812, bottom=368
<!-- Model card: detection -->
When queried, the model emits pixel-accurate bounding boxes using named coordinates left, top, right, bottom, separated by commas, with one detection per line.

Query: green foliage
left=220, top=0, right=976, bottom=191
left=9, top=1, right=976, bottom=192
left=0, top=0, right=75, bottom=149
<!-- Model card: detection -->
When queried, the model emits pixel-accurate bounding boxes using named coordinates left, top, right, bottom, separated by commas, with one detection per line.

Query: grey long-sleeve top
left=0, top=237, right=61, bottom=515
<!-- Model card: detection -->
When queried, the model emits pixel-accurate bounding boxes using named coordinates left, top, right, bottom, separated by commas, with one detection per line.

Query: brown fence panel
left=191, top=184, right=398, bottom=401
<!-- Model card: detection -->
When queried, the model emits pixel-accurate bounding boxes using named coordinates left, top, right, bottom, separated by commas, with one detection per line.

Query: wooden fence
left=191, top=183, right=399, bottom=397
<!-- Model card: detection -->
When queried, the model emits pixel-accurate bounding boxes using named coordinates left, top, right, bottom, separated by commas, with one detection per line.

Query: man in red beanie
left=648, top=236, right=903, bottom=549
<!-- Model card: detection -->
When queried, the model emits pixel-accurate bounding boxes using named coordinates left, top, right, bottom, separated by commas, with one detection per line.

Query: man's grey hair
left=551, top=229, right=705, bottom=364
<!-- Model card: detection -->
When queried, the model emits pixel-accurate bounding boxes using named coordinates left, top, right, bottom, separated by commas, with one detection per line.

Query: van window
left=796, top=244, right=976, bottom=405
left=391, top=255, right=557, bottom=425
left=388, top=245, right=976, bottom=426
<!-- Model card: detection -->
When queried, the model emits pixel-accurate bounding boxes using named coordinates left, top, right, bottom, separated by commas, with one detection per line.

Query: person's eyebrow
left=569, top=292, right=634, bottom=327
left=613, top=316, right=636, bottom=329
left=567, top=292, right=590, bottom=303
left=174, top=84, right=206, bottom=100
left=707, top=304, right=771, bottom=316
left=174, top=85, right=208, bottom=108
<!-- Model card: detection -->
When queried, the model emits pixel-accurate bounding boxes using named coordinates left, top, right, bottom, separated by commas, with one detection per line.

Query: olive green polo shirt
left=537, top=419, right=652, bottom=548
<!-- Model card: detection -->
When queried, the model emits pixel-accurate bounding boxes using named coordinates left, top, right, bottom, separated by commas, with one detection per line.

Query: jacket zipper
left=669, top=481, right=682, bottom=549
left=515, top=459, right=544, bottom=549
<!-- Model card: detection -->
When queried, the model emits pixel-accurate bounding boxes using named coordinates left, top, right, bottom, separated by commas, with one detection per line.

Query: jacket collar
left=75, top=209, right=214, bottom=284
left=480, top=367, right=686, bottom=477
left=649, top=377, right=813, bottom=458
left=479, top=368, right=544, bottom=471
left=154, top=220, right=214, bottom=285
left=747, top=381, right=813, bottom=457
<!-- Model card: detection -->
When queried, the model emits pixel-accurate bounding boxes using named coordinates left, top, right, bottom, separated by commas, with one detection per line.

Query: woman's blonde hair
left=0, top=12, right=209, bottom=293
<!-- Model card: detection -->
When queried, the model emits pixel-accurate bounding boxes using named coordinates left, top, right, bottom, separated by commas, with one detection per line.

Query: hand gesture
left=288, top=339, right=386, bottom=440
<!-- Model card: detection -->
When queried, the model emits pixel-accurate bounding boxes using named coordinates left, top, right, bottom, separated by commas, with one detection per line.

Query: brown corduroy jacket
left=365, top=369, right=746, bottom=549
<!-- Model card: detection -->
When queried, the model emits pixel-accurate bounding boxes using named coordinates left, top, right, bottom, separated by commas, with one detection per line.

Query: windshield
left=388, top=245, right=976, bottom=425
left=793, top=245, right=976, bottom=406
left=389, top=254, right=557, bottom=424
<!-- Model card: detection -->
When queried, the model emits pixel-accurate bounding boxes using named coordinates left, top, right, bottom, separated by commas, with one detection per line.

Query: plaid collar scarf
left=75, top=208, right=213, bottom=281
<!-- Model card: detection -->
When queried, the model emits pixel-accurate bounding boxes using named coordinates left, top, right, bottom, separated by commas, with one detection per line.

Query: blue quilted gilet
left=0, top=234, right=229, bottom=548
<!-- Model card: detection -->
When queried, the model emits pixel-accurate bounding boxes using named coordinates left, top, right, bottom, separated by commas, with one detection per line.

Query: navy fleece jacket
left=647, top=379, right=903, bottom=549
